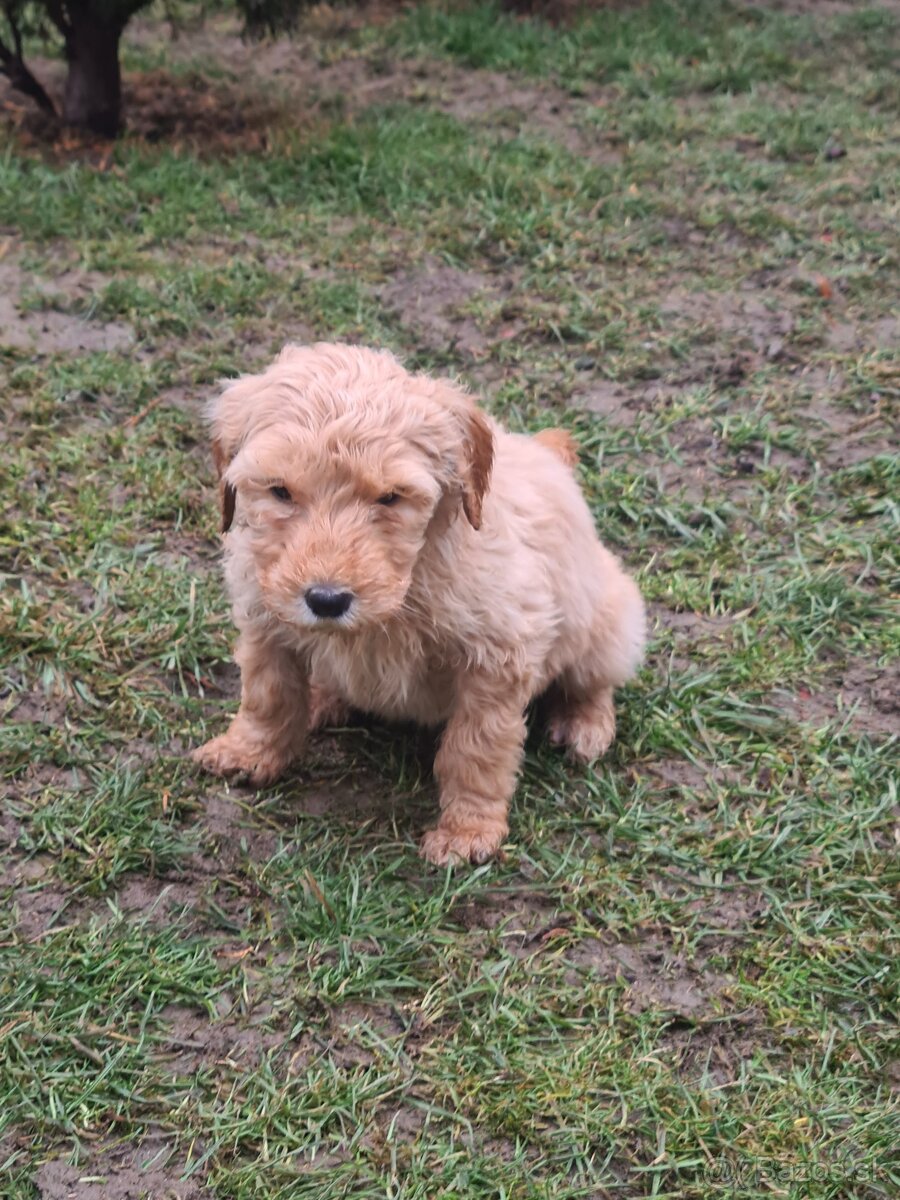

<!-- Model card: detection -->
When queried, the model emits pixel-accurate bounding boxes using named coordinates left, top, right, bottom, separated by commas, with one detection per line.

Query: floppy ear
left=211, top=436, right=237, bottom=534
left=429, top=378, right=495, bottom=530
left=205, top=345, right=328, bottom=534
left=457, top=402, right=494, bottom=530
left=208, top=380, right=251, bottom=535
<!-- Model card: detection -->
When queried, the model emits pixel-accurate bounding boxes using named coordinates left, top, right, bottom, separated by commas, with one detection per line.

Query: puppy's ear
left=211, top=436, right=237, bottom=534
left=206, top=345, right=324, bottom=533
left=208, top=382, right=250, bottom=535
left=457, top=402, right=494, bottom=530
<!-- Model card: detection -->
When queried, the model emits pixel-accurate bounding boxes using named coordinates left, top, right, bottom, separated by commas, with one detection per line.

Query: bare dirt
left=663, top=1006, right=782, bottom=1087
left=6, top=882, right=94, bottom=941
left=34, top=1137, right=212, bottom=1200
left=566, top=933, right=735, bottom=1018
left=569, top=380, right=641, bottom=424
left=154, top=1002, right=287, bottom=1075
left=784, top=659, right=900, bottom=737
left=377, top=258, right=514, bottom=358
left=0, top=256, right=132, bottom=355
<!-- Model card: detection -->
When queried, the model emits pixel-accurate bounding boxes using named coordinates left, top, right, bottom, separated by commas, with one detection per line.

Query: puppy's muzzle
left=305, top=585, right=354, bottom=620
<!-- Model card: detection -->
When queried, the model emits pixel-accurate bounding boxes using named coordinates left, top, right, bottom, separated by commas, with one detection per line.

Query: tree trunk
left=62, top=8, right=123, bottom=137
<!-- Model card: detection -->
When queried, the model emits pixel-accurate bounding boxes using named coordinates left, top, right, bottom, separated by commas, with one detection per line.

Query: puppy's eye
left=377, top=492, right=400, bottom=507
left=270, top=485, right=291, bottom=502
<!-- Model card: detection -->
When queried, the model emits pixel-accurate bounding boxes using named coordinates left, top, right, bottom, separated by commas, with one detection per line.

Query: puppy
left=193, top=344, right=645, bottom=864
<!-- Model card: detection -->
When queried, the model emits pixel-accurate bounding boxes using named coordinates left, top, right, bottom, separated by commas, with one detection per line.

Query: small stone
left=574, top=355, right=596, bottom=371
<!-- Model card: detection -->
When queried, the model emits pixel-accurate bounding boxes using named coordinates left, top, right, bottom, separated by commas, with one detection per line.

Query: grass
left=1, top=1, right=898, bottom=1197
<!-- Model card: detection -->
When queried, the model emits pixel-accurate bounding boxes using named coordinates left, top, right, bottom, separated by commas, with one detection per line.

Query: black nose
left=305, top=585, right=354, bottom=620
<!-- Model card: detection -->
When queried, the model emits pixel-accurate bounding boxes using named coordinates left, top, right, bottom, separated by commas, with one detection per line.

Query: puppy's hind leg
left=548, top=570, right=645, bottom=763
left=308, top=683, right=351, bottom=733
left=548, top=683, right=617, bottom=763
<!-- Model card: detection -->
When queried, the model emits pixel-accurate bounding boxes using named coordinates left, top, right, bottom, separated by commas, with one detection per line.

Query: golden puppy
left=193, top=344, right=645, bottom=864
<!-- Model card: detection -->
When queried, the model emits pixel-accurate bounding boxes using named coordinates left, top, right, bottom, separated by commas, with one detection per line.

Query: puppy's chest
left=308, top=631, right=456, bottom=726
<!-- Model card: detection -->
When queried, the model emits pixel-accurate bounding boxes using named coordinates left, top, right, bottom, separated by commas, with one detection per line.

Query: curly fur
left=193, top=344, right=646, bottom=864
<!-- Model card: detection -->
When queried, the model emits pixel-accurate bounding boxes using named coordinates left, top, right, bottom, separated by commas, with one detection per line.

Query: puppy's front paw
left=191, top=733, right=290, bottom=786
left=420, top=822, right=506, bottom=867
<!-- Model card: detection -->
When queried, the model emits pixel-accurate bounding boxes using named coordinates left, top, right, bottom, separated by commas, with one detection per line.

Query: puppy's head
left=208, top=343, right=493, bottom=631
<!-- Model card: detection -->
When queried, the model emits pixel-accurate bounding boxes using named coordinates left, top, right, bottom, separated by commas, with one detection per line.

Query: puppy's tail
left=534, top=427, right=579, bottom=469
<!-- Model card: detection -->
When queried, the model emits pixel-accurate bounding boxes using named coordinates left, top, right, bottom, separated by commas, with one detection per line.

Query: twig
left=69, top=1035, right=106, bottom=1067
left=125, top=396, right=164, bottom=428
